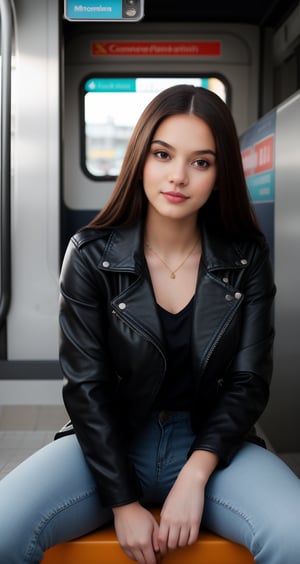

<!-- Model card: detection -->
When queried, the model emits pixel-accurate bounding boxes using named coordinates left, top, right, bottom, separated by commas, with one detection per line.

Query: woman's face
left=143, top=113, right=217, bottom=222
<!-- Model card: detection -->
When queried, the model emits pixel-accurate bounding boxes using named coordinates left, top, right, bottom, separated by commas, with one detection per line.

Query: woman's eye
left=154, top=150, right=169, bottom=160
left=194, top=159, right=210, bottom=168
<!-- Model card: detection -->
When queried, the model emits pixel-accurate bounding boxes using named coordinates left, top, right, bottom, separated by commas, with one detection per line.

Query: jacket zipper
left=199, top=295, right=244, bottom=375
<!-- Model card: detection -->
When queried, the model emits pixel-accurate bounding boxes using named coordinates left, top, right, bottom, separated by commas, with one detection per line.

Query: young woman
left=1, top=84, right=300, bottom=564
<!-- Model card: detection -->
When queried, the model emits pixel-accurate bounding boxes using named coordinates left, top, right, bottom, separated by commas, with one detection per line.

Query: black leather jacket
left=58, top=219, right=275, bottom=507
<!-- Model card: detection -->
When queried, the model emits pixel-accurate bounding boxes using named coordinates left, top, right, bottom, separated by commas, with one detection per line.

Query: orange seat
left=42, top=508, right=254, bottom=564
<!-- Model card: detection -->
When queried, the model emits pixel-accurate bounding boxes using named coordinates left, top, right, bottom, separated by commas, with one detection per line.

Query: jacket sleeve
left=59, top=236, right=142, bottom=507
left=190, top=239, right=276, bottom=465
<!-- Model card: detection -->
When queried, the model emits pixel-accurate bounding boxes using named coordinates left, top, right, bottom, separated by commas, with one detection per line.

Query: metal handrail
left=0, top=0, right=12, bottom=330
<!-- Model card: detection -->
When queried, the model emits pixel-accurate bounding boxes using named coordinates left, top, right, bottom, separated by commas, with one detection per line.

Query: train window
left=81, top=76, right=227, bottom=179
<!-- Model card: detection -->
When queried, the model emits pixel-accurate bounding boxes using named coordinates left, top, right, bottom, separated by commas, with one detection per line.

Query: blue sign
left=239, top=110, right=276, bottom=262
left=240, top=110, right=276, bottom=203
left=64, top=0, right=144, bottom=21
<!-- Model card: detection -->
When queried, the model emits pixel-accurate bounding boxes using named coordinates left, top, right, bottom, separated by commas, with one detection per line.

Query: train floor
left=1, top=405, right=300, bottom=480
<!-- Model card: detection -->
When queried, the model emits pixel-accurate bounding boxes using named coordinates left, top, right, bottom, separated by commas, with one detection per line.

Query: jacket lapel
left=100, top=220, right=247, bottom=368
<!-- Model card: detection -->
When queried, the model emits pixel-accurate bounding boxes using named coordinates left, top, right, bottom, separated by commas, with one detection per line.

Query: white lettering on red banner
left=91, top=41, right=221, bottom=57
left=241, top=135, right=274, bottom=177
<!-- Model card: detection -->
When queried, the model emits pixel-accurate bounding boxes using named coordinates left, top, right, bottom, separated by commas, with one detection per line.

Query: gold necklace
left=145, top=238, right=199, bottom=279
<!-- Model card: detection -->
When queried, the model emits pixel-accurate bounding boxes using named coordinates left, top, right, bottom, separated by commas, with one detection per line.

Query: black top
left=153, top=297, right=195, bottom=410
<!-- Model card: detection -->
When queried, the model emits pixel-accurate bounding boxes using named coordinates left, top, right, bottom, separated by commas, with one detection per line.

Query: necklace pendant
left=170, top=272, right=176, bottom=279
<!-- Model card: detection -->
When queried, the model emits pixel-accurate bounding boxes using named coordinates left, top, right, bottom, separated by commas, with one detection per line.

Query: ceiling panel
left=142, top=0, right=298, bottom=28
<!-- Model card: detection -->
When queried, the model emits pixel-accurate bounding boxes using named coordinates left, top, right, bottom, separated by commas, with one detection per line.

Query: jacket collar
left=99, top=220, right=249, bottom=274
left=200, top=221, right=249, bottom=272
left=100, top=221, right=145, bottom=274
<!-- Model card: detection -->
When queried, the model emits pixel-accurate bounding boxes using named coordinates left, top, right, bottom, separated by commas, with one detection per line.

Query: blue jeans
left=1, top=411, right=300, bottom=563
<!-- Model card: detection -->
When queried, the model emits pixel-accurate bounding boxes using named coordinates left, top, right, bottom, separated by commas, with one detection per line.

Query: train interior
left=1, top=0, right=300, bottom=479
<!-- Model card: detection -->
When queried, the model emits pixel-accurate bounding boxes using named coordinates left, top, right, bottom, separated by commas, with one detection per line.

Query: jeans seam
left=24, top=485, right=98, bottom=563
left=205, top=492, right=262, bottom=554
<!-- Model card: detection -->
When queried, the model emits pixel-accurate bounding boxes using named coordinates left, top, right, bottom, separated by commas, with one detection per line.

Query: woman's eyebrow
left=150, top=139, right=172, bottom=148
left=151, top=139, right=216, bottom=157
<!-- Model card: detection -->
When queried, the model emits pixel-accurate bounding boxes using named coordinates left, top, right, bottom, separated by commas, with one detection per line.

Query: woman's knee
left=0, top=521, right=43, bottom=564
left=253, top=517, right=300, bottom=564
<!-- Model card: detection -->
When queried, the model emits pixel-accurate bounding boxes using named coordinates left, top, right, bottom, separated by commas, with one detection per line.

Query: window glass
left=82, top=76, right=227, bottom=178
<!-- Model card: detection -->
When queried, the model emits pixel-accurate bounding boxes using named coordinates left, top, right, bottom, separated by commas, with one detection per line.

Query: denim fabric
left=1, top=412, right=300, bottom=563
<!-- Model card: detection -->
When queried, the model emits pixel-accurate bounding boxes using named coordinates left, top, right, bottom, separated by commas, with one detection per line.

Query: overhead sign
left=64, top=0, right=144, bottom=22
left=91, top=41, right=222, bottom=57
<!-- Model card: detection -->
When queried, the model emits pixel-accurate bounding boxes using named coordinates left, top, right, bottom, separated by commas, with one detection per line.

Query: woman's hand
left=158, top=450, right=219, bottom=555
left=113, top=502, right=161, bottom=564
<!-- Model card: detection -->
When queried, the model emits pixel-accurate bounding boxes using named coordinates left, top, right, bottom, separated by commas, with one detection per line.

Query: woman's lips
left=161, top=191, right=189, bottom=203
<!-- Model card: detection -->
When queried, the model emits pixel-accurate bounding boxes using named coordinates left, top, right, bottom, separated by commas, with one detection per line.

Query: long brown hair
left=86, top=84, right=261, bottom=238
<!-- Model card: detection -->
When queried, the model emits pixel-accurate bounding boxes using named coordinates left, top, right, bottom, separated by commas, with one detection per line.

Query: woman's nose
left=168, top=161, right=188, bottom=185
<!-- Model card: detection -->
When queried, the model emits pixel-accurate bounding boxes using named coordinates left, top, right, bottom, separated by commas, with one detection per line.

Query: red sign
left=241, top=135, right=274, bottom=177
left=91, top=41, right=221, bottom=57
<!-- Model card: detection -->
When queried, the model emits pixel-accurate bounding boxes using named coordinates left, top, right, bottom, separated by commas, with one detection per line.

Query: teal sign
left=85, top=78, right=136, bottom=92
left=64, top=0, right=143, bottom=21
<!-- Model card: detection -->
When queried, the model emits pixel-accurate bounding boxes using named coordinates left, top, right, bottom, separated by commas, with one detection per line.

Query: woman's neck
left=144, top=214, right=200, bottom=254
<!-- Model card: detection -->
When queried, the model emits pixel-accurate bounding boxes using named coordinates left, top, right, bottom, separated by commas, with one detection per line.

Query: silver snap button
left=222, top=277, right=229, bottom=283
left=240, top=259, right=247, bottom=265
left=118, top=302, right=126, bottom=310
left=102, top=261, right=110, bottom=268
left=225, top=294, right=233, bottom=301
left=234, top=292, right=242, bottom=300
